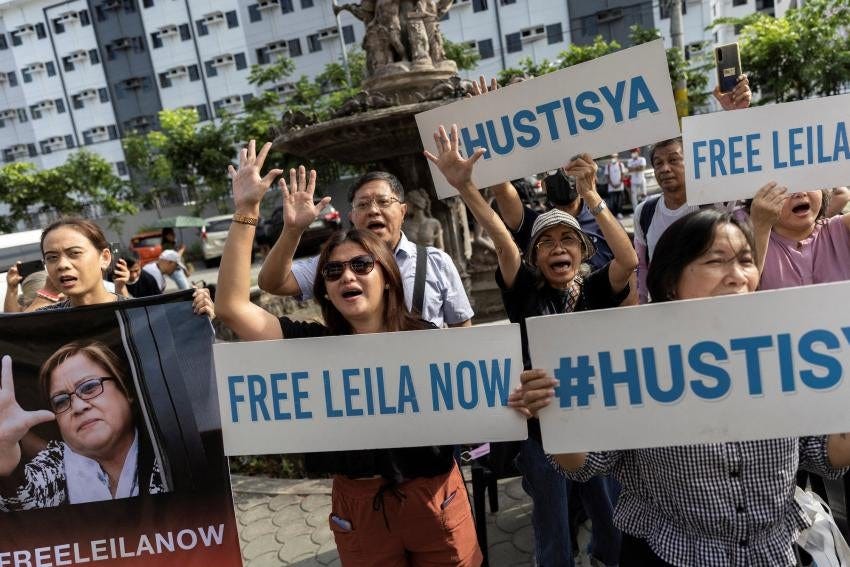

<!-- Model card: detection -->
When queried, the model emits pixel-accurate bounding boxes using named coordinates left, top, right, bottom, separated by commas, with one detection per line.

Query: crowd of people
left=3, top=70, right=850, bottom=566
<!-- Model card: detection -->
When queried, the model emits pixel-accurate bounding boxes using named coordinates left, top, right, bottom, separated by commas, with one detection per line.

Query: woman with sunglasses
left=0, top=341, right=163, bottom=510
left=426, top=125, right=637, bottom=566
left=216, top=141, right=482, bottom=566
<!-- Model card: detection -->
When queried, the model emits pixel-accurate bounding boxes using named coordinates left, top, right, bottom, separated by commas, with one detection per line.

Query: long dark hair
left=313, top=229, right=431, bottom=334
left=647, top=209, right=756, bottom=303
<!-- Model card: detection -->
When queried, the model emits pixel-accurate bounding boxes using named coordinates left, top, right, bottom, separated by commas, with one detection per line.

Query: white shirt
left=607, top=160, right=625, bottom=191
left=634, top=198, right=699, bottom=261
left=628, top=156, right=646, bottom=186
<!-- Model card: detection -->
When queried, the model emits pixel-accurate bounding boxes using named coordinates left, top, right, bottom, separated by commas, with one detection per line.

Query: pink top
left=759, top=215, right=850, bottom=291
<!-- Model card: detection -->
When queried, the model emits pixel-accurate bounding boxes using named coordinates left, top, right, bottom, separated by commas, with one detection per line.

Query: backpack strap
left=412, top=244, right=428, bottom=315
left=639, top=195, right=661, bottom=265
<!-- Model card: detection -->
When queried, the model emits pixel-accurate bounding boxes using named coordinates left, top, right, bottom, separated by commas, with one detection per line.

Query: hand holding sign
left=424, top=124, right=485, bottom=193
left=518, top=368, right=558, bottom=418
left=564, top=154, right=599, bottom=202
left=712, top=74, right=752, bottom=111
left=0, top=355, right=55, bottom=476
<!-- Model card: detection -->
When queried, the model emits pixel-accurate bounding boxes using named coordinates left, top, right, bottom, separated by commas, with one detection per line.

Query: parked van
left=0, top=229, right=44, bottom=311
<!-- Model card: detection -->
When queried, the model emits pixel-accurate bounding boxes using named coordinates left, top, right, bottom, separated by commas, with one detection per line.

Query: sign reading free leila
left=527, top=282, right=850, bottom=455
left=416, top=39, right=680, bottom=198
left=213, top=325, right=527, bottom=456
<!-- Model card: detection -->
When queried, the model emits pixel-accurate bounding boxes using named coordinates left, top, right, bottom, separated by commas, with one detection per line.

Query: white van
left=0, top=229, right=44, bottom=312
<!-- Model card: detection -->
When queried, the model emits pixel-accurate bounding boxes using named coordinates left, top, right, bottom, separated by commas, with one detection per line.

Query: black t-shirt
left=496, top=262, right=629, bottom=369
left=127, top=270, right=161, bottom=298
left=277, top=316, right=455, bottom=481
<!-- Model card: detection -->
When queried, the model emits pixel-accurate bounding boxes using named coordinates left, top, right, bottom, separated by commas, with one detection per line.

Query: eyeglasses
left=321, top=255, right=376, bottom=282
left=352, top=196, right=400, bottom=211
left=49, top=377, right=115, bottom=414
left=536, top=234, right=581, bottom=251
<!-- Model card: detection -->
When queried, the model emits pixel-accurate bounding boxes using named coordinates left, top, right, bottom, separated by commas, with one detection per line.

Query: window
left=55, top=99, right=65, bottom=113
left=65, top=135, right=74, bottom=148
left=472, top=0, right=487, bottom=12
left=477, top=38, right=493, bottom=59
left=256, top=47, right=269, bottom=64
left=226, top=10, right=239, bottom=28
left=301, top=0, right=313, bottom=7
left=342, top=24, right=355, bottom=44
left=63, top=57, right=74, bottom=72
left=46, top=62, right=56, bottom=76
left=35, top=23, right=46, bottom=39
left=16, top=108, right=26, bottom=122
left=90, top=49, right=100, bottom=64
left=150, top=32, right=163, bottom=49
left=546, top=23, right=563, bottom=44
left=281, top=0, right=294, bottom=13
left=205, top=61, right=216, bottom=77
left=54, top=20, right=65, bottom=34
left=116, top=161, right=128, bottom=175
left=143, top=0, right=153, bottom=7
left=80, top=9, right=90, bottom=26
left=307, top=33, right=321, bottom=52
left=179, top=23, right=191, bottom=40
left=73, top=95, right=84, bottom=109
left=249, top=5, right=261, bottom=22
left=288, top=38, right=302, bottom=56
left=11, top=34, right=21, bottom=47
left=196, top=104, right=209, bottom=121
left=501, top=0, right=516, bottom=3
left=188, top=64, right=200, bottom=81
left=234, top=52, right=247, bottom=70
left=196, top=19, right=208, bottom=36
left=8, top=72, right=17, bottom=86
left=0, top=35, right=7, bottom=50
left=99, top=87, right=109, bottom=102
left=733, top=0, right=748, bottom=5
left=505, top=32, right=521, bottom=53
left=22, top=69, right=31, bottom=83
left=158, top=72, right=170, bottom=88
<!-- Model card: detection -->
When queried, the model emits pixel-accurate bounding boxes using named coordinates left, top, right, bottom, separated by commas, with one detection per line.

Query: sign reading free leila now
left=416, top=39, right=680, bottom=198
left=527, top=281, right=850, bottom=455
left=683, top=93, right=850, bottom=205
left=213, top=325, right=527, bottom=455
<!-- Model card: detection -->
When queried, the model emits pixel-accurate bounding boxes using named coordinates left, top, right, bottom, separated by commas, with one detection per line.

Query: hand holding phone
left=715, top=43, right=742, bottom=94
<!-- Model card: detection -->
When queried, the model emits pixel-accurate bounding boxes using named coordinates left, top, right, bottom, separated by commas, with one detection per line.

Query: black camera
left=542, top=169, right=578, bottom=206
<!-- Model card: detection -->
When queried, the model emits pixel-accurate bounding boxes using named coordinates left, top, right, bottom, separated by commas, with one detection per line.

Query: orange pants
left=329, top=463, right=482, bottom=567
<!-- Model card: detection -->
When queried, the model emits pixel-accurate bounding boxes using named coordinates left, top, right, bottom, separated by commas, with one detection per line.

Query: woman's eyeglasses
left=536, top=234, right=581, bottom=251
left=321, top=255, right=376, bottom=282
left=49, top=377, right=115, bottom=414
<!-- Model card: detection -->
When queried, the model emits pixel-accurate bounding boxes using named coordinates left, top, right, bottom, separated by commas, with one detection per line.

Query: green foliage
left=0, top=151, right=135, bottom=233
left=443, top=36, right=480, bottom=71
left=228, top=454, right=305, bottom=479
left=558, top=35, right=621, bottom=68
left=712, top=0, right=850, bottom=103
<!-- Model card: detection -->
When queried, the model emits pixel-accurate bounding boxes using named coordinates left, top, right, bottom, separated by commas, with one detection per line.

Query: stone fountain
left=273, top=0, right=504, bottom=319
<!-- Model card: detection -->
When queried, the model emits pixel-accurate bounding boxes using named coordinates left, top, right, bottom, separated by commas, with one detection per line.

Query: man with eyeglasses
left=258, top=171, right=473, bottom=327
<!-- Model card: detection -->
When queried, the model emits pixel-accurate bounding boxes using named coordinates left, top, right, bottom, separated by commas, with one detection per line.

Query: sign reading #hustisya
left=213, top=325, right=526, bottom=455
left=684, top=93, right=850, bottom=205
left=416, top=40, right=680, bottom=198
left=527, top=281, right=850, bottom=455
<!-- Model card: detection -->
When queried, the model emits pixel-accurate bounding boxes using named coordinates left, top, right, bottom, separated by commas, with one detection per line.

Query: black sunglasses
left=321, top=254, right=376, bottom=282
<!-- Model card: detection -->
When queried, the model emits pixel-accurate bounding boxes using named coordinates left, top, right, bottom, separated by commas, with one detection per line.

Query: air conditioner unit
left=212, top=54, right=235, bottom=67
left=34, top=100, right=55, bottom=110
left=466, top=40, right=477, bottom=50
left=103, top=0, right=122, bottom=10
left=202, top=11, right=225, bottom=24
left=596, top=8, right=623, bottom=23
left=158, top=24, right=178, bottom=36
left=317, top=27, right=339, bottom=41
left=257, top=0, right=278, bottom=10
left=451, top=0, right=471, bottom=8
left=165, top=65, right=187, bottom=78
left=57, top=11, right=79, bottom=23
left=44, top=136, right=65, bottom=150
left=266, top=40, right=288, bottom=54
left=78, top=88, right=98, bottom=99
left=25, top=62, right=46, bottom=73
left=520, top=25, right=545, bottom=42
left=219, top=95, right=242, bottom=107
left=0, top=74, right=7, bottom=84
left=128, top=116, right=150, bottom=128
left=68, top=50, right=88, bottom=62
left=113, top=38, right=133, bottom=50
left=122, top=77, right=144, bottom=89
left=15, top=24, right=36, bottom=35
left=0, top=109, right=17, bottom=120
left=271, top=83, right=294, bottom=95
left=9, top=144, right=29, bottom=157
left=89, top=126, right=108, bottom=136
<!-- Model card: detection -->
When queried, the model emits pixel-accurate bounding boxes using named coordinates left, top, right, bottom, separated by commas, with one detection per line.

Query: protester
left=426, top=124, right=637, bottom=567
left=627, top=148, right=647, bottom=211
left=143, top=250, right=193, bottom=293
left=36, top=218, right=211, bottom=316
left=827, top=186, right=850, bottom=217
left=749, top=184, right=850, bottom=291
left=257, top=169, right=473, bottom=328
left=159, top=228, right=191, bottom=290
left=216, top=141, right=482, bottom=566
left=633, top=75, right=753, bottom=303
left=604, top=154, right=627, bottom=219
left=118, top=251, right=162, bottom=298
left=515, top=208, right=850, bottom=566
left=3, top=266, right=51, bottom=313
left=0, top=341, right=164, bottom=510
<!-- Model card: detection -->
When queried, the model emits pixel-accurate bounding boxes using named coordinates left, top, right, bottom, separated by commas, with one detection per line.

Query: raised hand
left=713, top=75, right=752, bottom=111
left=227, top=140, right=284, bottom=214
left=0, top=355, right=55, bottom=476
left=192, top=287, right=215, bottom=319
left=467, top=75, right=499, bottom=98
left=517, top=368, right=558, bottom=418
left=6, top=263, right=22, bottom=289
left=113, top=258, right=129, bottom=295
left=750, top=182, right=787, bottom=228
left=424, top=124, right=485, bottom=192
left=564, top=153, right=599, bottom=199
left=280, top=165, right=331, bottom=234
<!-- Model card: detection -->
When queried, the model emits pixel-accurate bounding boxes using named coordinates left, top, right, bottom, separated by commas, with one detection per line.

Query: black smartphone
left=16, top=259, right=43, bottom=279
left=542, top=169, right=578, bottom=206
left=715, top=42, right=742, bottom=94
left=107, top=242, right=121, bottom=278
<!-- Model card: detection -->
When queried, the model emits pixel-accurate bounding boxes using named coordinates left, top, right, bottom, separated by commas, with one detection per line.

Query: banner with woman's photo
left=0, top=291, right=242, bottom=566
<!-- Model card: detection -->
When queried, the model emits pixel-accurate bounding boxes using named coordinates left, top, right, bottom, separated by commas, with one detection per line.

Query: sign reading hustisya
left=214, top=325, right=527, bottom=456
left=416, top=39, right=680, bottom=198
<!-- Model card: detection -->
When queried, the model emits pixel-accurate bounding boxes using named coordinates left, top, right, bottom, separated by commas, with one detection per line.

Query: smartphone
left=16, top=259, right=43, bottom=279
left=107, top=242, right=121, bottom=278
left=715, top=42, right=742, bottom=94
left=542, top=168, right=578, bottom=206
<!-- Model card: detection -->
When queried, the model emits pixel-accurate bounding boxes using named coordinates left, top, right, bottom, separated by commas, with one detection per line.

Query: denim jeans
left=516, top=437, right=621, bottom=567
left=169, top=268, right=191, bottom=290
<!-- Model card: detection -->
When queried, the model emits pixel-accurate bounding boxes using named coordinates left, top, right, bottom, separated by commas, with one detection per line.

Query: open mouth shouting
left=58, top=274, right=78, bottom=289
left=339, top=286, right=364, bottom=302
left=791, top=201, right=811, bottom=216
left=366, top=220, right=387, bottom=234
left=546, top=256, right=574, bottom=275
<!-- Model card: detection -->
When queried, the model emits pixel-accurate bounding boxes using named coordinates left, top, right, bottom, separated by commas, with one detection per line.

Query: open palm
left=281, top=166, right=331, bottom=232
left=227, top=140, right=283, bottom=211
left=0, top=356, right=54, bottom=459
left=424, top=124, right=485, bottom=191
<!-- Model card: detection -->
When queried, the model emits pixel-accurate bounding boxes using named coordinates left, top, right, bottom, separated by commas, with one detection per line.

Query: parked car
left=129, top=230, right=163, bottom=267
left=201, top=215, right=234, bottom=268
left=256, top=203, right=342, bottom=257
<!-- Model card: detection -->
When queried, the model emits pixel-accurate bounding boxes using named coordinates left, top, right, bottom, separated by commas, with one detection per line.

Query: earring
left=384, top=284, right=389, bottom=290
left=323, top=294, right=329, bottom=299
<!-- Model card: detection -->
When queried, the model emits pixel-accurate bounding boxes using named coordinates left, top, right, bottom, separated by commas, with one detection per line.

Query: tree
left=443, top=36, right=480, bottom=71
left=497, top=36, right=620, bottom=85
left=0, top=152, right=135, bottom=233
left=712, top=0, right=850, bottom=103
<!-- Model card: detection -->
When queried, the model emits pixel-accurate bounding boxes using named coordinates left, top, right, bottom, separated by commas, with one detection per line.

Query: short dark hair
left=647, top=208, right=756, bottom=302
left=121, top=250, right=141, bottom=266
left=649, top=137, right=683, bottom=167
left=347, top=171, right=405, bottom=203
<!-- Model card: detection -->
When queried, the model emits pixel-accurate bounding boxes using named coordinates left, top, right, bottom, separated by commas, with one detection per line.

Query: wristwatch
left=589, top=200, right=607, bottom=217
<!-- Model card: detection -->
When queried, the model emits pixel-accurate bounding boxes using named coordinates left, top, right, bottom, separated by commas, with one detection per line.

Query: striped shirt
left=549, top=437, right=846, bottom=566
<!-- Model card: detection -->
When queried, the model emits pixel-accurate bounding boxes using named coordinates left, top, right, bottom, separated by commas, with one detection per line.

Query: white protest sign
left=416, top=39, right=680, bottom=198
left=526, top=281, right=850, bottom=454
left=684, top=93, right=850, bottom=205
left=214, top=325, right=526, bottom=455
